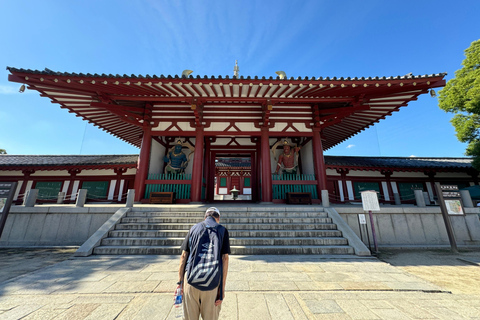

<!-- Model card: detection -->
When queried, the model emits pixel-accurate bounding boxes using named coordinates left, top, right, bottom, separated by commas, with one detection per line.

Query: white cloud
left=346, top=144, right=355, bottom=149
left=0, top=85, right=18, bottom=94
left=409, top=155, right=416, bottom=157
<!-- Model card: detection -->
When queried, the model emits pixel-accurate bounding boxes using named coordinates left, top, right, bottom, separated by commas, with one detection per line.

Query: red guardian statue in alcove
left=272, top=139, right=301, bottom=175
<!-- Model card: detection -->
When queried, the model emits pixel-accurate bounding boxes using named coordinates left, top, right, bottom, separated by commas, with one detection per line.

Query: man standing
left=177, top=207, right=230, bottom=320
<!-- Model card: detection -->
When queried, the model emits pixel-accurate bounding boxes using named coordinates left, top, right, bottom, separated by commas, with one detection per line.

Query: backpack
left=185, top=218, right=226, bottom=293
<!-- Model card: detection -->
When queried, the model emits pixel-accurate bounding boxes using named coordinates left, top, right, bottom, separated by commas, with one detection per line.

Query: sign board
left=440, top=185, right=464, bottom=215
left=444, top=199, right=464, bottom=215
left=0, top=182, right=17, bottom=238
left=360, top=190, right=380, bottom=211
left=434, top=182, right=459, bottom=252
left=358, top=214, right=367, bottom=225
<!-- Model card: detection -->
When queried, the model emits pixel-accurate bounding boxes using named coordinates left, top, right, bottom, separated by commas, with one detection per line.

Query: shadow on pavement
left=377, top=248, right=480, bottom=267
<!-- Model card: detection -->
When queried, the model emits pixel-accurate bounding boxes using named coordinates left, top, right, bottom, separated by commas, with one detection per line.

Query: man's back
left=184, top=217, right=227, bottom=291
left=177, top=207, right=230, bottom=320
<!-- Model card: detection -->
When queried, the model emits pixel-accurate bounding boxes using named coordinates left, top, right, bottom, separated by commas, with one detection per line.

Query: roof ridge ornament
left=182, top=70, right=193, bottom=78
left=234, top=60, right=239, bottom=78
left=276, top=71, right=286, bottom=79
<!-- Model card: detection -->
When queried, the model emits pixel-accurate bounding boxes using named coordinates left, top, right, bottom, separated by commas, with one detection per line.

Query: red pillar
left=113, top=168, right=127, bottom=202
left=205, top=139, right=213, bottom=202
left=17, top=169, right=34, bottom=204
left=134, top=126, right=152, bottom=201
left=381, top=170, right=394, bottom=203
left=191, top=126, right=204, bottom=202
left=65, top=168, right=81, bottom=203
left=260, top=127, right=273, bottom=202
left=227, top=175, right=232, bottom=194
left=312, top=128, right=327, bottom=198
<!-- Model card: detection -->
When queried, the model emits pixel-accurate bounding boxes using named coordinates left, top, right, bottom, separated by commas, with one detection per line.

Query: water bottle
left=174, top=287, right=183, bottom=318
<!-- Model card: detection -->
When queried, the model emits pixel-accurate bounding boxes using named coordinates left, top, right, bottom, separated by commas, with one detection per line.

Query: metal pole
left=365, top=224, right=371, bottom=253
left=357, top=216, right=363, bottom=243
left=368, top=210, right=379, bottom=253
left=434, top=182, right=458, bottom=253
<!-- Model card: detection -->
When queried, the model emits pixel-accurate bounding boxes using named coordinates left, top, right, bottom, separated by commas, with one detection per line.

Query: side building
left=0, top=154, right=477, bottom=205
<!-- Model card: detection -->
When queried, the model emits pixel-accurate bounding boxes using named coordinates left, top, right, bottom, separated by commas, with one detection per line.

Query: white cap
left=205, top=207, right=221, bottom=217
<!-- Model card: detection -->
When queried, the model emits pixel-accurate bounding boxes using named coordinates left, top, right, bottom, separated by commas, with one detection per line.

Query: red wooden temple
left=7, top=67, right=446, bottom=203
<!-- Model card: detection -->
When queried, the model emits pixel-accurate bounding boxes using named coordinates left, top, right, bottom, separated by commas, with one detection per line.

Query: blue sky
left=1, top=0, right=479, bottom=157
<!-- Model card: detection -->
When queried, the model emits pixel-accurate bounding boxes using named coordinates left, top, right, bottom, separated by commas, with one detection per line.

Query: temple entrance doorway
left=207, top=151, right=257, bottom=203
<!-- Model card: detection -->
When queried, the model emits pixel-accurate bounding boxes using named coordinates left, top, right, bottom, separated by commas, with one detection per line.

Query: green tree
left=0, top=149, right=6, bottom=154
left=439, top=39, right=480, bottom=169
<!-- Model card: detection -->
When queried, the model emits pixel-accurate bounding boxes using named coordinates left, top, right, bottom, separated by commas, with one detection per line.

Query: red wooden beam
left=90, top=102, right=145, bottom=114
left=145, top=180, right=193, bottom=184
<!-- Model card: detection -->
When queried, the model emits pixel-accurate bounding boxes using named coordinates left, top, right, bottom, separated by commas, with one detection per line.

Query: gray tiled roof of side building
left=0, top=154, right=473, bottom=170
left=0, top=155, right=139, bottom=167
left=324, top=156, right=473, bottom=169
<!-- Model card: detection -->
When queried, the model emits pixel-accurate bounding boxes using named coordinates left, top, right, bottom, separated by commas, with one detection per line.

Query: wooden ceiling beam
left=90, top=102, right=145, bottom=113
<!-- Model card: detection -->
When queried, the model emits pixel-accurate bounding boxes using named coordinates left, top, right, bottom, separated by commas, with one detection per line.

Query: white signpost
left=361, top=191, right=380, bottom=212
left=360, top=190, right=380, bottom=253
left=358, top=214, right=367, bottom=225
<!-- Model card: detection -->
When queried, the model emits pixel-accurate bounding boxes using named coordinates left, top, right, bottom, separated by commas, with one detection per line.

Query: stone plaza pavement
left=0, top=249, right=479, bottom=319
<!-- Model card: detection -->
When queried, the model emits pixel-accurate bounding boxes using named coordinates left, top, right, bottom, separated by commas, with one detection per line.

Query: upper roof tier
left=7, top=67, right=446, bottom=149
left=7, top=67, right=446, bottom=81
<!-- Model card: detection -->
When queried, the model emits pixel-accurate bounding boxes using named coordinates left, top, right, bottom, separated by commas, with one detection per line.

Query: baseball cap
left=205, top=207, right=221, bottom=217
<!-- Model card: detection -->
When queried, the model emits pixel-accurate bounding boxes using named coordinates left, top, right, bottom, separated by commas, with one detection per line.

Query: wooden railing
left=144, top=173, right=192, bottom=200
left=272, top=174, right=318, bottom=200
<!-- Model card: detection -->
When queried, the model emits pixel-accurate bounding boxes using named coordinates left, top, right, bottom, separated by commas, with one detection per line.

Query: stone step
left=100, top=237, right=348, bottom=246
left=93, top=245, right=354, bottom=255
left=108, top=229, right=343, bottom=238
left=92, top=209, right=355, bottom=256
left=230, top=245, right=355, bottom=255
left=121, top=217, right=332, bottom=224
left=126, top=211, right=327, bottom=218
left=115, top=223, right=338, bottom=230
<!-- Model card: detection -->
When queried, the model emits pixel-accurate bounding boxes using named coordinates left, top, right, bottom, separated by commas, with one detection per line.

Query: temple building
left=3, top=66, right=479, bottom=205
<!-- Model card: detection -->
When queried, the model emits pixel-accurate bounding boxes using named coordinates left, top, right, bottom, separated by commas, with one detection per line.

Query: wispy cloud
left=346, top=144, right=355, bottom=149
left=0, top=85, right=18, bottom=94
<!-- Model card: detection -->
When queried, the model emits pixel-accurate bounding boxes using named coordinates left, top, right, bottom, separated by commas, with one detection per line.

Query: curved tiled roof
left=0, top=154, right=138, bottom=170
left=7, top=67, right=447, bottom=150
left=0, top=154, right=473, bottom=172
left=6, top=67, right=447, bottom=81
left=325, top=156, right=474, bottom=171
left=216, top=162, right=251, bottom=168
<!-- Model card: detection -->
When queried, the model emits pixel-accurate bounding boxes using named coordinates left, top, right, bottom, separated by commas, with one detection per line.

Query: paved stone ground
left=377, top=248, right=480, bottom=295
left=0, top=248, right=479, bottom=319
left=0, top=248, right=77, bottom=283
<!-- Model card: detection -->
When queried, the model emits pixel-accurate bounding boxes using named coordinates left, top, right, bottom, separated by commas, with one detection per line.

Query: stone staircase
left=92, top=209, right=355, bottom=255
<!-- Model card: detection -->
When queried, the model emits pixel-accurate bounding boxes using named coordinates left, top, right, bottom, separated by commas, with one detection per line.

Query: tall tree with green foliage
left=439, top=39, right=480, bottom=169
left=0, top=149, right=6, bottom=154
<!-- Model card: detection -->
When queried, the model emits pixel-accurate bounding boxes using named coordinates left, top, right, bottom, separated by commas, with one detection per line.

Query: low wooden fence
left=144, top=173, right=192, bottom=200
left=272, top=174, right=318, bottom=200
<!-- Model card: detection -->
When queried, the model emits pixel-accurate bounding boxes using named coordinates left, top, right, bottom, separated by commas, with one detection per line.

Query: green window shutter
left=220, top=178, right=227, bottom=187
left=456, top=183, right=469, bottom=190
left=35, top=181, right=62, bottom=200
left=81, top=181, right=109, bottom=200
left=397, top=182, right=424, bottom=200
left=353, top=182, right=380, bottom=200
left=244, top=177, right=251, bottom=187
